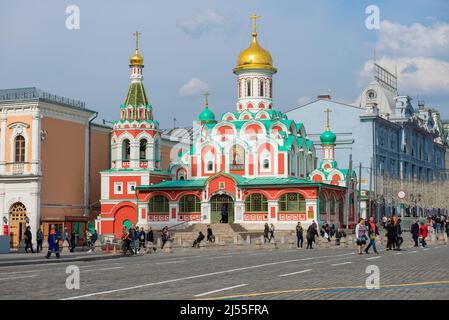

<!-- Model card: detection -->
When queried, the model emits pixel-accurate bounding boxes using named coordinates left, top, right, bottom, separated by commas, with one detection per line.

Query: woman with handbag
left=355, top=218, right=367, bottom=255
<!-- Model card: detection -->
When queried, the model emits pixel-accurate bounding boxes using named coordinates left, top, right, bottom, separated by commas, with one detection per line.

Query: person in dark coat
left=394, top=217, right=403, bottom=251
left=36, top=228, right=44, bottom=253
left=206, top=225, right=215, bottom=242
left=306, top=221, right=319, bottom=249
left=70, top=230, right=76, bottom=252
left=138, top=227, right=146, bottom=251
left=385, top=217, right=395, bottom=251
left=263, top=223, right=270, bottom=243
left=192, top=231, right=205, bottom=248
left=24, top=226, right=34, bottom=253
left=410, top=219, right=420, bottom=247
left=146, top=227, right=157, bottom=252
left=46, top=224, right=61, bottom=259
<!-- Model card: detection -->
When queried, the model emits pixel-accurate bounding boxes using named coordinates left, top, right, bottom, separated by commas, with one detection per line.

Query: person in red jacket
left=418, top=222, right=428, bottom=248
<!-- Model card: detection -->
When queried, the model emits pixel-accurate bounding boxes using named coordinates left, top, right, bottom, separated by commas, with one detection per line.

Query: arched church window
left=230, top=145, right=245, bottom=170
left=207, top=161, right=213, bottom=172
left=15, top=135, right=25, bottom=163
left=246, top=79, right=251, bottom=97
left=139, top=139, right=147, bottom=160
left=245, top=193, right=268, bottom=212
left=122, top=139, right=130, bottom=161
left=279, top=193, right=306, bottom=212
left=259, top=79, right=264, bottom=97
left=179, top=195, right=201, bottom=213
left=148, top=195, right=169, bottom=214
left=263, top=159, right=270, bottom=170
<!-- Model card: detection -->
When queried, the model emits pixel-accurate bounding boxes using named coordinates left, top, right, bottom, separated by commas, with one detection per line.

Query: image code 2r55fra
left=223, top=304, right=269, bottom=317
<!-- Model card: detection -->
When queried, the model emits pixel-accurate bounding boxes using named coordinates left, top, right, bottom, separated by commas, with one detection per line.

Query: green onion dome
left=320, top=129, right=336, bottom=144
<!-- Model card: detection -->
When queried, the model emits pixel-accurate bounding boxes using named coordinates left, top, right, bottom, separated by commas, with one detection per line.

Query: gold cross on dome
left=133, top=31, right=141, bottom=50
left=324, top=108, right=332, bottom=130
left=203, top=91, right=210, bottom=107
left=250, top=13, right=261, bottom=35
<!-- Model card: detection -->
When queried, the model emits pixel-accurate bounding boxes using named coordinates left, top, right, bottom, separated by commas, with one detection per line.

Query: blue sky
left=1, top=0, right=448, bottom=128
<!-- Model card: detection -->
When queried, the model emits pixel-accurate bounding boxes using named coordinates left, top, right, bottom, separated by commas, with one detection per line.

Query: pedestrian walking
left=355, top=218, right=367, bottom=254
left=263, top=223, right=270, bottom=243
left=418, top=222, right=428, bottom=248
left=206, top=225, right=215, bottom=242
left=306, top=221, right=318, bottom=249
left=24, top=226, right=34, bottom=253
left=296, top=222, right=304, bottom=249
left=385, top=217, right=395, bottom=251
left=139, top=227, right=146, bottom=252
left=70, top=230, right=76, bottom=252
left=121, top=226, right=133, bottom=256
left=91, top=229, right=98, bottom=252
left=146, top=227, right=157, bottom=253
left=364, top=216, right=379, bottom=254
left=36, top=227, right=43, bottom=253
left=192, top=231, right=205, bottom=248
left=268, top=223, right=276, bottom=243
left=411, top=219, right=420, bottom=247
left=395, top=218, right=403, bottom=251
left=132, top=225, right=139, bottom=254
left=382, top=216, right=387, bottom=229
left=161, top=226, right=172, bottom=249
left=85, top=229, right=93, bottom=252
left=61, top=227, right=70, bottom=252
left=46, top=224, right=61, bottom=259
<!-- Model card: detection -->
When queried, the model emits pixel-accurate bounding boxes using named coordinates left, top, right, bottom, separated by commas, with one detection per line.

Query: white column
left=234, top=201, right=244, bottom=223
left=168, top=202, right=178, bottom=225
left=30, top=110, right=41, bottom=175
left=137, top=203, right=148, bottom=226
left=306, top=200, right=318, bottom=224
left=267, top=200, right=278, bottom=223
left=201, top=202, right=211, bottom=224
left=130, top=141, right=140, bottom=169
left=0, top=189, right=5, bottom=232
left=0, top=110, right=7, bottom=174
left=146, top=142, right=154, bottom=170
left=29, top=187, right=40, bottom=245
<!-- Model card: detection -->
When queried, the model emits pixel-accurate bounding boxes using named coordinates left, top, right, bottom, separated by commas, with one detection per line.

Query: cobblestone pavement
left=0, top=242, right=448, bottom=300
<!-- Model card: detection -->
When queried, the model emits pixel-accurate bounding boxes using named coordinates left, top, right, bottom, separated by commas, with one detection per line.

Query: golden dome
left=129, top=31, right=144, bottom=66
left=130, top=49, right=144, bottom=66
left=233, top=14, right=276, bottom=74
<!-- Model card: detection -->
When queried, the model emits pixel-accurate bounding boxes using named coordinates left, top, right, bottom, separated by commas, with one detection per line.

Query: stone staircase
left=168, top=223, right=295, bottom=244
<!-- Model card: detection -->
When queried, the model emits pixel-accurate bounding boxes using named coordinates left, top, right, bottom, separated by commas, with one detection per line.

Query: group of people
left=355, top=216, right=380, bottom=254
left=22, top=224, right=97, bottom=258
left=192, top=225, right=215, bottom=248
left=263, top=223, right=276, bottom=243
left=121, top=225, right=158, bottom=255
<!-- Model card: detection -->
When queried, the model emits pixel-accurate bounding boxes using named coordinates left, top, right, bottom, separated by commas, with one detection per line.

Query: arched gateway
left=210, top=194, right=234, bottom=223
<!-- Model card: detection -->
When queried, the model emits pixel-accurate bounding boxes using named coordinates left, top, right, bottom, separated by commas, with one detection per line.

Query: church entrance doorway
left=210, top=194, right=234, bottom=223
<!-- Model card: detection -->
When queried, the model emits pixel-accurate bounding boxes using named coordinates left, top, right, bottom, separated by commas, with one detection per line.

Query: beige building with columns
left=0, top=87, right=110, bottom=248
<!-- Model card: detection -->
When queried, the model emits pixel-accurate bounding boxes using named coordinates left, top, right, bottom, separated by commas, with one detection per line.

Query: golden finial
left=203, top=91, right=210, bottom=107
left=324, top=108, right=332, bottom=131
left=250, top=13, right=260, bottom=38
left=130, top=31, right=144, bottom=66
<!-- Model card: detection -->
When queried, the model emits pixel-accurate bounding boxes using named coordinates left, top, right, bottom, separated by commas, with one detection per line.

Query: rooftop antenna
left=173, top=117, right=177, bottom=129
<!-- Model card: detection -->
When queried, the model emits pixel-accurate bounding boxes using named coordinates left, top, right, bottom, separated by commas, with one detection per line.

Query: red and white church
left=96, top=17, right=357, bottom=239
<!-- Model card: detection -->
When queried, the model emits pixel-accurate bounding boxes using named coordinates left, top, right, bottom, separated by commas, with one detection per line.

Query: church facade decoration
left=97, top=16, right=357, bottom=238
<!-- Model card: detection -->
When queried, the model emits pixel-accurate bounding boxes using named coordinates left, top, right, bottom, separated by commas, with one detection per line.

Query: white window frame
left=127, top=181, right=137, bottom=194
left=114, top=182, right=123, bottom=195
left=204, top=151, right=215, bottom=174
left=260, top=151, right=271, bottom=173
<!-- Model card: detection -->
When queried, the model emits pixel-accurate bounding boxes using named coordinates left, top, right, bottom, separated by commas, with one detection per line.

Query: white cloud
left=296, top=96, right=311, bottom=106
left=378, top=20, right=449, bottom=57
left=179, top=78, right=209, bottom=97
left=177, top=9, right=225, bottom=37
left=360, top=57, right=449, bottom=95
left=358, top=19, right=449, bottom=96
